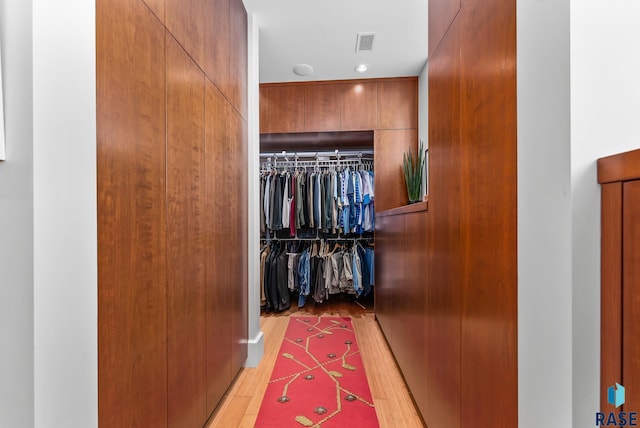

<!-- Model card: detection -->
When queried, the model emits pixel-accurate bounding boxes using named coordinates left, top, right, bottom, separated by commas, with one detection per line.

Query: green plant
left=402, top=140, right=425, bottom=203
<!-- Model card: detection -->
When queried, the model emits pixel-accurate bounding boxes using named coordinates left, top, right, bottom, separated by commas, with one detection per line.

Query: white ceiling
left=243, top=0, right=429, bottom=84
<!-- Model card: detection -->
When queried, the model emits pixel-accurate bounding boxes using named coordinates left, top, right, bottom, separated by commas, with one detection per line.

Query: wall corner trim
left=245, top=330, right=265, bottom=368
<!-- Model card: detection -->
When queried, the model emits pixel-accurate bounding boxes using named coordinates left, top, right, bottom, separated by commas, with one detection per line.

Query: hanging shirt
left=308, top=173, right=315, bottom=228
left=282, top=173, right=290, bottom=229
left=289, top=174, right=296, bottom=236
left=260, top=176, right=266, bottom=234
left=264, top=174, right=272, bottom=230
left=296, top=171, right=306, bottom=228
left=315, top=172, right=322, bottom=230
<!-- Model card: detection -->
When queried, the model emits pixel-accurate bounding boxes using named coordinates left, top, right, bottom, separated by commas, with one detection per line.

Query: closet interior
left=259, top=133, right=376, bottom=313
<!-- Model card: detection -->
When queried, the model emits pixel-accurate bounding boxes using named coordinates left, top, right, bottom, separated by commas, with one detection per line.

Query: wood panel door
left=399, top=211, right=429, bottom=412
left=230, top=0, right=248, bottom=119
left=230, top=109, right=249, bottom=375
left=205, top=79, right=233, bottom=414
left=339, top=82, right=377, bottom=131
left=97, top=0, right=168, bottom=426
left=377, top=79, right=418, bottom=130
left=304, top=84, right=340, bottom=131
left=261, top=86, right=305, bottom=134
left=429, top=0, right=461, bottom=57
left=601, top=182, right=623, bottom=412
left=374, top=214, right=393, bottom=340
left=623, top=180, right=640, bottom=411
left=166, top=34, right=207, bottom=428
left=426, top=14, right=462, bottom=428
left=459, top=0, right=517, bottom=424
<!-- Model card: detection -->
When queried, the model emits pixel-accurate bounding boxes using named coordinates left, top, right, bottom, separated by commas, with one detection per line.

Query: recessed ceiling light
left=355, top=63, right=369, bottom=73
left=293, top=64, right=314, bottom=76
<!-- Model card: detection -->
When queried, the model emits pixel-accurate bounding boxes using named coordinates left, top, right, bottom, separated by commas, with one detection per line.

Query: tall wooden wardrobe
left=96, top=0, right=248, bottom=426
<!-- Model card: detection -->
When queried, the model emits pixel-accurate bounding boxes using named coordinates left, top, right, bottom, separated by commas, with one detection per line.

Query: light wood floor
left=205, top=304, right=425, bottom=427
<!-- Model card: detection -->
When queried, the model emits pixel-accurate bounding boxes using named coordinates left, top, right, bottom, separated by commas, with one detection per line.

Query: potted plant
left=402, top=140, right=425, bottom=204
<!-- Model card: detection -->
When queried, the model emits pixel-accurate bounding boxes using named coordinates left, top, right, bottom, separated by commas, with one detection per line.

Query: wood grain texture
left=304, top=84, right=340, bottom=131
left=377, top=79, right=419, bottom=130
left=339, top=82, right=378, bottom=131
left=166, top=33, right=207, bottom=428
left=601, top=182, right=622, bottom=412
left=398, top=211, right=429, bottom=412
left=261, top=86, right=305, bottom=134
left=165, top=0, right=208, bottom=73
left=229, top=0, right=248, bottom=119
left=623, top=181, right=640, bottom=412
left=97, top=0, right=168, bottom=426
left=142, top=0, right=165, bottom=22
left=598, top=148, right=640, bottom=184
left=230, top=108, right=249, bottom=375
left=428, top=0, right=460, bottom=57
left=205, top=0, right=231, bottom=96
left=459, top=0, right=518, bottom=424
left=374, top=129, right=418, bottom=212
left=374, top=214, right=394, bottom=342
left=424, top=16, right=462, bottom=427
left=205, top=79, right=233, bottom=414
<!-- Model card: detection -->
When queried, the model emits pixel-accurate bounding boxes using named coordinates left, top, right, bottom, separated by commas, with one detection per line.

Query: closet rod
left=259, top=149, right=374, bottom=159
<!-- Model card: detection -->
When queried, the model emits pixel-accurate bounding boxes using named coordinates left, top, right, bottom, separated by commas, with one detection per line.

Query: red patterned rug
left=255, top=316, right=379, bottom=428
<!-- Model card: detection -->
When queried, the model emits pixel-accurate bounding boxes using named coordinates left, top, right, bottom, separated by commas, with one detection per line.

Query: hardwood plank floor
left=206, top=302, right=425, bottom=427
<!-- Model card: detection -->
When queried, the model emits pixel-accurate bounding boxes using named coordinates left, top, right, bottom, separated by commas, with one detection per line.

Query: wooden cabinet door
left=429, top=0, right=460, bottom=57
left=166, top=34, right=207, bottom=428
left=97, top=1, right=168, bottom=426
left=304, top=84, right=340, bottom=131
left=623, top=180, right=640, bottom=411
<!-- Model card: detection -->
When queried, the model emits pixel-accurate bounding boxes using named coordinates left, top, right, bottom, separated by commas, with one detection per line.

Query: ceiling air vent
left=355, top=33, right=377, bottom=53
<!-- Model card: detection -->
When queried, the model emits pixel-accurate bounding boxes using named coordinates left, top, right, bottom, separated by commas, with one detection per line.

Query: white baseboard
left=245, top=330, right=264, bottom=368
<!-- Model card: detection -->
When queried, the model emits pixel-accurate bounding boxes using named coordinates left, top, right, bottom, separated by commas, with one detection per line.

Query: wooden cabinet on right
left=599, top=149, right=640, bottom=413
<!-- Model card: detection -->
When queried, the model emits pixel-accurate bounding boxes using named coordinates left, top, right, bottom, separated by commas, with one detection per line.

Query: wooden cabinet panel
left=429, top=0, right=460, bottom=57
left=166, top=0, right=230, bottom=95
left=339, top=82, right=377, bottom=131
left=375, top=129, right=418, bottom=212
left=425, top=16, right=462, bottom=428
left=165, top=0, right=208, bottom=74
left=377, top=79, right=418, bottom=130
left=459, top=0, right=517, bottom=425
left=304, top=85, right=340, bottom=131
left=375, top=214, right=403, bottom=347
left=205, top=0, right=231, bottom=96
left=623, top=180, right=640, bottom=411
left=402, top=211, right=429, bottom=415
left=205, top=80, right=233, bottom=414
left=261, top=86, right=305, bottom=134
left=259, top=85, right=269, bottom=133
left=97, top=0, right=168, bottom=426
left=229, top=0, right=248, bottom=119
left=142, top=0, right=164, bottom=22
left=374, top=215, right=392, bottom=337
left=229, top=109, right=249, bottom=374
left=601, top=182, right=623, bottom=412
left=166, top=34, right=207, bottom=428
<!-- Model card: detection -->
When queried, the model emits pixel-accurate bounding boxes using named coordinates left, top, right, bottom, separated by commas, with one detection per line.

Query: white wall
left=0, top=1, right=35, bottom=426
left=245, top=11, right=264, bottom=367
left=571, top=2, right=640, bottom=426
left=32, top=0, right=97, bottom=426
left=517, top=0, right=573, bottom=426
